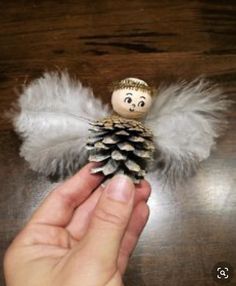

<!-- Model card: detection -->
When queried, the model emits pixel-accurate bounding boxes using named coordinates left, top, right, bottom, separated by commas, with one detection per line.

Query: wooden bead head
left=111, top=78, right=153, bottom=119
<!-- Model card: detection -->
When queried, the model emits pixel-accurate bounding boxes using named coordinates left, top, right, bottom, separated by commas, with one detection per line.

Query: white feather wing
left=13, top=71, right=110, bottom=177
left=145, top=78, right=230, bottom=182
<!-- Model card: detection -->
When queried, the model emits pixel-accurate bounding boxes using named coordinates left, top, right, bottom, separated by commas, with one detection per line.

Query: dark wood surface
left=0, top=1, right=236, bottom=285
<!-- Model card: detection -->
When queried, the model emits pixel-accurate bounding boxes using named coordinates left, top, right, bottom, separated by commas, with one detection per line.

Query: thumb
left=83, top=174, right=135, bottom=265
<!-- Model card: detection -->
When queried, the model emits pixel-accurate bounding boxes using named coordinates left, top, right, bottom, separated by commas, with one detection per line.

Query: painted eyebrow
left=126, top=92, right=133, bottom=96
left=140, top=96, right=146, bottom=99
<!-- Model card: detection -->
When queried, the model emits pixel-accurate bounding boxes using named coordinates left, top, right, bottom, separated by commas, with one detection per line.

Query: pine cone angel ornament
left=11, top=72, right=230, bottom=185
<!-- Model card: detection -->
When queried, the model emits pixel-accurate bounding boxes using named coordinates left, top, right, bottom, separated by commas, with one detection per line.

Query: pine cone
left=86, top=115, right=155, bottom=183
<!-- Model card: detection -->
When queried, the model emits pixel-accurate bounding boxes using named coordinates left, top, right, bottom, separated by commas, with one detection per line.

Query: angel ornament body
left=87, top=78, right=155, bottom=183
left=12, top=72, right=229, bottom=186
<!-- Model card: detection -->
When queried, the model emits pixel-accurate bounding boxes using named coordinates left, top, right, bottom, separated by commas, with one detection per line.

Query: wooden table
left=0, top=1, right=235, bottom=285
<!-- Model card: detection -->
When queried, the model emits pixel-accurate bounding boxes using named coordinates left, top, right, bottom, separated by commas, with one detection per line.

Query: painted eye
left=124, top=97, right=132, bottom=104
left=138, top=100, right=145, bottom=107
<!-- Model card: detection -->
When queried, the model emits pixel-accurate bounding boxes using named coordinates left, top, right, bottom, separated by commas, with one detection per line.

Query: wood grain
left=0, top=1, right=235, bottom=285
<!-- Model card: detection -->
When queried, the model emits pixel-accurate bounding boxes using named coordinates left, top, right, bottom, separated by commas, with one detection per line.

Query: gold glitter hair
left=112, top=78, right=154, bottom=96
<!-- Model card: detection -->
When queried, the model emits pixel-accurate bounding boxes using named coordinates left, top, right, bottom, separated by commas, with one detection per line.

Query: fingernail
left=106, top=175, right=133, bottom=202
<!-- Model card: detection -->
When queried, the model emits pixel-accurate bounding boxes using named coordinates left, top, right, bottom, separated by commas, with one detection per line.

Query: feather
left=12, top=71, right=110, bottom=178
left=145, top=78, right=231, bottom=183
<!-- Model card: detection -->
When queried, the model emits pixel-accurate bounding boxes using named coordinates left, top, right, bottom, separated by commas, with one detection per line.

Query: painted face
left=111, top=88, right=152, bottom=119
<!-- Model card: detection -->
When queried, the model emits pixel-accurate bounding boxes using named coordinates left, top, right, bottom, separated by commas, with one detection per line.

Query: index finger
left=29, top=163, right=104, bottom=227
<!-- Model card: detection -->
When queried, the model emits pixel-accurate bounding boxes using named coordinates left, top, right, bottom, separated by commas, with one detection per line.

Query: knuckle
left=94, top=207, right=127, bottom=228
left=56, top=190, right=77, bottom=209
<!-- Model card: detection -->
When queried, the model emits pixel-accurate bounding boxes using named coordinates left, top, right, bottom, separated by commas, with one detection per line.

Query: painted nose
left=132, top=103, right=136, bottom=108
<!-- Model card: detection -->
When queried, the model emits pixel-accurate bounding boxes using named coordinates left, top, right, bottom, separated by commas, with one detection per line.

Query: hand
left=4, top=163, right=151, bottom=286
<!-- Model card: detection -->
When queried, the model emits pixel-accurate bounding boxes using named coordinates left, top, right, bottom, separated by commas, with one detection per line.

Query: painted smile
left=129, top=108, right=135, bottom=112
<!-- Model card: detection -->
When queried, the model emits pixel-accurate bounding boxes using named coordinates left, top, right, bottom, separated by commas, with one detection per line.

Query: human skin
left=4, top=163, right=151, bottom=286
